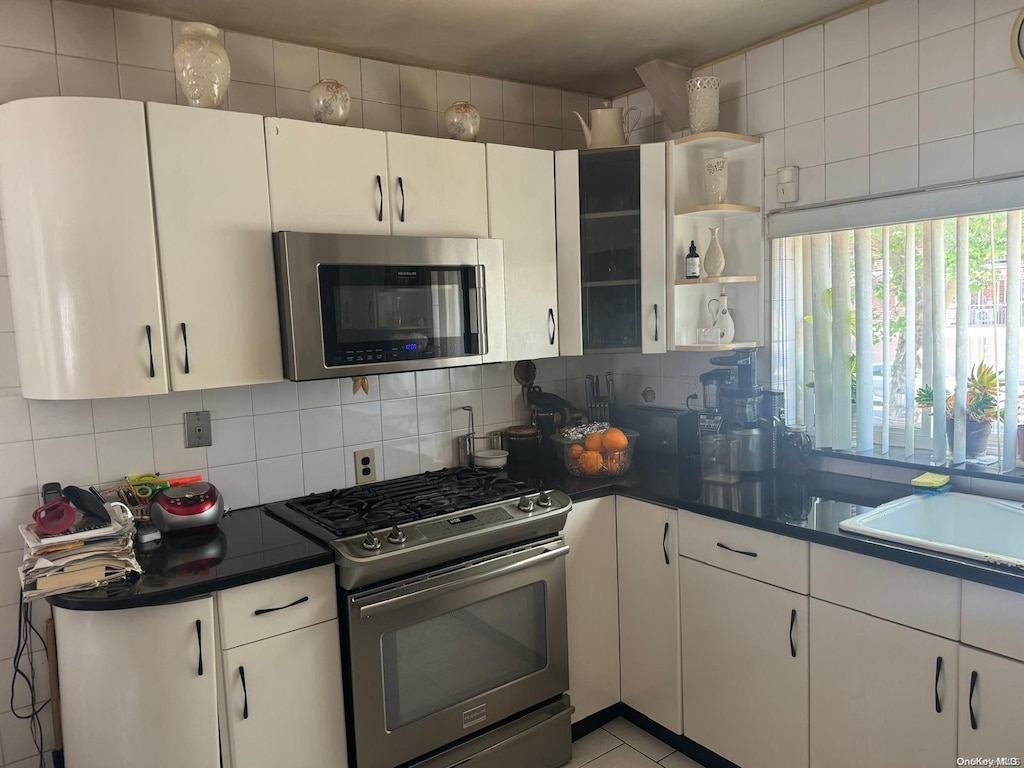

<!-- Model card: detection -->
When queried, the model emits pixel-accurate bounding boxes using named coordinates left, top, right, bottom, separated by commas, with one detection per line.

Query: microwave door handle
left=357, top=544, right=569, bottom=619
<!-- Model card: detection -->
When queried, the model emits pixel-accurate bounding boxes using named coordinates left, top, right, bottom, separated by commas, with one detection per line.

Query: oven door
left=347, top=536, right=569, bottom=768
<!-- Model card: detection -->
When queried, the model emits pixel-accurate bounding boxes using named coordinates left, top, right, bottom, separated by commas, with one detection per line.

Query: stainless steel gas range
left=266, top=468, right=574, bottom=768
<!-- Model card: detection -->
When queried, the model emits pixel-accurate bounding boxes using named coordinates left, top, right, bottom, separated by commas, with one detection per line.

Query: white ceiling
left=90, top=0, right=869, bottom=96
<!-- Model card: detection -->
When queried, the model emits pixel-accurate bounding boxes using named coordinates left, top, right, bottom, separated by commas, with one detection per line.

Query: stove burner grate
left=283, top=467, right=537, bottom=538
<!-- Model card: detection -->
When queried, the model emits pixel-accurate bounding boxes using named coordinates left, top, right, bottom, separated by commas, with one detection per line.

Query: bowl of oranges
left=551, top=423, right=639, bottom=478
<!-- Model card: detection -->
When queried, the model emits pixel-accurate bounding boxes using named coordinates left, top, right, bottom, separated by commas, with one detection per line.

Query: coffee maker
left=688, top=368, right=735, bottom=438
left=710, top=349, right=769, bottom=473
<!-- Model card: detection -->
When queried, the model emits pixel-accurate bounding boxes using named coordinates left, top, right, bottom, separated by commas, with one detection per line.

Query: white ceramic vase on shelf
left=444, top=101, right=481, bottom=141
left=173, top=22, right=230, bottom=108
left=686, top=76, right=720, bottom=133
left=309, top=79, right=351, bottom=125
left=703, top=156, right=728, bottom=204
left=704, top=226, right=725, bottom=276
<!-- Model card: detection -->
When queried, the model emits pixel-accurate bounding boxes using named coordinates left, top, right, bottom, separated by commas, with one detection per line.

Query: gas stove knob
left=361, top=532, right=382, bottom=551
left=518, top=495, right=535, bottom=512
left=537, top=490, right=552, bottom=507
left=387, top=525, right=407, bottom=545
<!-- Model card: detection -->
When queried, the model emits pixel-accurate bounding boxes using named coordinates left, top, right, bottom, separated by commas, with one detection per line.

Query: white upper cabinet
left=0, top=97, right=168, bottom=399
left=147, top=104, right=283, bottom=391
left=265, top=119, right=391, bottom=234
left=385, top=133, right=488, bottom=237
left=485, top=144, right=559, bottom=360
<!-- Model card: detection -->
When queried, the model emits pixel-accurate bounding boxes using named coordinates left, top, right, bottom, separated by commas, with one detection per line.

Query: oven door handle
left=357, top=544, right=569, bottom=619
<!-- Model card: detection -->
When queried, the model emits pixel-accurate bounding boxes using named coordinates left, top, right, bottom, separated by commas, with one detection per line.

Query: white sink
left=838, top=492, right=1024, bottom=569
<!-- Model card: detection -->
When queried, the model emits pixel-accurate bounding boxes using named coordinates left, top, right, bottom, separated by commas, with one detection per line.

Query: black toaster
left=615, top=406, right=700, bottom=459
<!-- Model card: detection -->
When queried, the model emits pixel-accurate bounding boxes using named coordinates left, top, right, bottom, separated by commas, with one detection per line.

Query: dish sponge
left=910, top=472, right=952, bottom=494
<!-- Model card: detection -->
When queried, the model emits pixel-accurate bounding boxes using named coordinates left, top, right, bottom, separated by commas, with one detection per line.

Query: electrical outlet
left=354, top=448, right=377, bottom=485
left=185, top=411, right=213, bottom=448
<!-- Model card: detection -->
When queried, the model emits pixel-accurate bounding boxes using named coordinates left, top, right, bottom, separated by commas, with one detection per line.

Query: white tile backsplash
left=0, top=46, right=58, bottom=103
left=417, top=432, right=454, bottom=472
left=416, top=393, right=451, bottom=434
left=56, top=55, right=119, bottom=97
left=975, top=0, right=1022, bottom=21
left=0, top=443, right=35, bottom=498
left=870, top=94, right=918, bottom=152
left=825, top=107, right=869, bottom=163
left=225, top=32, right=274, bottom=85
left=152, top=424, right=206, bottom=474
left=113, top=9, right=171, bottom=70
left=974, top=69, right=1024, bottom=132
left=301, top=448, right=345, bottom=494
left=0, top=395, right=30, bottom=445
left=784, top=25, right=824, bottom=82
left=318, top=49, right=361, bottom=98
left=251, top=380, right=298, bottom=415
left=975, top=123, right=1024, bottom=177
left=919, top=80, right=973, bottom=143
left=0, top=0, right=53, bottom=53
left=826, top=157, right=869, bottom=200
left=118, top=64, right=174, bottom=103
left=202, top=386, right=252, bottom=420
left=746, top=39, right=783, bottom=93
left=95, top=427, right=153, bottom=482
left=297, top=379, right=341, bottom=409
left=205, top=416, right=256, bottom=466
left=747, top=85, right=785, bottom=135
left=449, top=366, right=482, bottom=392
left=785, top=118, right=825, bottom=168
left=380, top=398, right=418, bottom=440
left=869, top=43, right=919, bottom=104
left=400, top=65, right=437, bottom=111
left=481, top=386, right=512, bottom=426
left=824, top=59, right=868, bottom=117
left=918, top=26, right=973, bottom=91
left=919, top=135, right=974, bottom=186
left=272, top=40, right=318, bottom=90
left=92, top=396, right=150, bottom=432
left=869, top=0, right=920, bottom=55
left=207, top=461, right=258, bottom=510
left=415, top=369, right=450, bottom=396
left=714, top=54, right=747, bottom=100
left=227, top=81, right=277, bottom=116
left=34, top=434, right=97, bottom=487
left=401, top=106, right=437, bottom=137
left=275, top=86, right=312, bottom=120
left=342, top=401, right=383, bottom=445
left=825, top=9, right=869, bottom=68
left=149, top=390, right=202, bottom=427
left=362, top=58, right=400, bottom=104
left=974, top=11, right=1019, bottom=76
left=52, top=0, right=115, bottom=61
left=919, top=0, right=974, bottom=39
left=533, top=85, right=561, bottom=128
left=437, top=70, right=470, bottom=110
left=870, top=146, right=919, bottom=193
left=501, top=82, right=533, bottom=124
left=254, top=411, right=301, bottom=459
left=29, top=399, right=93, bottom=439
left=382, top=437, right=420, bottom=480
left=299, top=405, right=344, bottom=452
left=257, top=454, right=304, bottom=503
left=378, top=372, right=416, bottom=400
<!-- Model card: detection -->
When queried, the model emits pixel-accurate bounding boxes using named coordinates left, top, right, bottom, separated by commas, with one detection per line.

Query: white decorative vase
left=704, top=226, right=725, bottom=276
left=173, top=22, right=230, bottom=108
left=686, top=76, right=720, bottom=134
left=444, top=101, right=481, bottom=141
left=309, top=79, right=351, bottom=125
left=703, top=156, right=728, bottom=204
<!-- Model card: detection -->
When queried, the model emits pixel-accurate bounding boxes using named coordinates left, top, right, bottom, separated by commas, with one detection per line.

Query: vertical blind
left=773, top=211, right=1023, bottom=471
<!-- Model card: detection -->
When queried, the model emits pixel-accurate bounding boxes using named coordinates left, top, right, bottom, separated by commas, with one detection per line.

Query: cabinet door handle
left=195, top=619, right=203, bottom=676
left=253, top=595, right=309, bottom=616
left=547, top=308, right=556, bottom=345
left=239, top=666, right=249, bottom=720
left=145, top=325, right=155, bottom=378
left=969, top=670, right=978, bottom=729
left=934, top=656, right=943, bottom=713
left=376, top=174, right=383, bottom=222
left=716, top=542, right=758, bottom=558
left=398, top=176, right=406, bottom=222
left=662, top=522, right=670, bottom=564
left=181, top=322, right=190, bottom=374
left=653, top=303, right=659, bottom=342
left=789, top=609, right=797, bottom=658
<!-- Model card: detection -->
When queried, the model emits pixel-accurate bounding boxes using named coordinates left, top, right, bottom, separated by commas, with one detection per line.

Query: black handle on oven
left=662, top=522, right=669, bottom=564
left=195, top=619, right=203, bottom=676
left=181, top=322, right=190, bottom=375
left=398, top=177, right=406, bottom=222
left=254, top=596, right=309, bottom=616
left=789, top=609, right=797, bottom=658
left=969, top=670, right=978, bottom=729
left=934, top=656, right=943, bottom=713
left=376, top=174, right=383, bottom=222
left=548, top=308, right=556, bottom=345
left=357, top=544, right=569, bottom=619
left=239, top=666, right=249, bottom=720
left=654, top=303, right=659, bottom=342
left=145, top=325, right=155, bottom=378
left=716, top=542, right=758, bottom=558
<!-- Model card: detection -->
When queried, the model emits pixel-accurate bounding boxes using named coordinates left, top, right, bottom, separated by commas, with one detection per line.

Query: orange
left=568, top=443, right=584, bottom=459
left=579, top=450, right=603, bottom=474
left=601, top=427, right=629, bottom=451
left=584, top=433, right=605, bottom=452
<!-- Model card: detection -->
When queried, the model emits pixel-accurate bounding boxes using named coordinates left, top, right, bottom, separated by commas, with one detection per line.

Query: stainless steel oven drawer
left=407, top=695, right=573, bottom=768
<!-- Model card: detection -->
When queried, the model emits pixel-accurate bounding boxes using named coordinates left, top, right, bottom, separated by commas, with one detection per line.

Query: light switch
left=777, top=165, right=800, bottom=203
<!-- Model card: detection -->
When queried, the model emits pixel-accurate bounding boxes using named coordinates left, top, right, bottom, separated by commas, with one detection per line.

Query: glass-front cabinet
left=555, top=144, right=667, bottom=355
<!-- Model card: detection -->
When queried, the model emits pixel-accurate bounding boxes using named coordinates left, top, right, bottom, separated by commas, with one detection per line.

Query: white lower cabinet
left=958, top=645, right=1024, bottom=760
left=220, top=620, right=347, bottom=768
left=563, top=496, right=619, bottom=722
left=680, top=558, right=808, bottom=768
left=809, top=597, right=958, bottom=768
left=54, top=598, right=219, bottom=768
left=616, top=497, right=681, bottom=733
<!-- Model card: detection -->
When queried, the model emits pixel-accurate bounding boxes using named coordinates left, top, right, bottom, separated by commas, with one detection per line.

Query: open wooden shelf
left=674, top=275, right=758, bottom=286
left=672, top=132, right=761, bottom=154
left=674, top=203, right=760, bottom=217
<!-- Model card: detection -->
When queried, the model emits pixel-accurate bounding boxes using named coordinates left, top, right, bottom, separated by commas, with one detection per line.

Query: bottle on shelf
left=685, top=240, right=701, bottom=280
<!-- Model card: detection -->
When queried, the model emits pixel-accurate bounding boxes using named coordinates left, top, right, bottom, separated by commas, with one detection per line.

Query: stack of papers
left=18, top=503, right=142, bottom=601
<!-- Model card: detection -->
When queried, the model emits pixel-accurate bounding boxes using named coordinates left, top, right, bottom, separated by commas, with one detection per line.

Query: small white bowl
left=473, top=449, right=509, bottom=469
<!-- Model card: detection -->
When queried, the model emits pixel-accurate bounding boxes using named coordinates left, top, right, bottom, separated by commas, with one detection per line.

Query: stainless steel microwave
left=273, top=232, right=506, bottom=381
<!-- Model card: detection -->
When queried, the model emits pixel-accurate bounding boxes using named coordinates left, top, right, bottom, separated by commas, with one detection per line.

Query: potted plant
left=915, top=362, right=1002, bottom=458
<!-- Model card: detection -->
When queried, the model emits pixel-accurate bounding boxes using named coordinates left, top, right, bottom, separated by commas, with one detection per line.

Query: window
left=770, top=209, right=1022, bottom=471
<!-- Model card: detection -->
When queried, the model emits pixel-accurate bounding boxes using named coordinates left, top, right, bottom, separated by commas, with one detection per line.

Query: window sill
left=810, top=447, right=1024, bottom=487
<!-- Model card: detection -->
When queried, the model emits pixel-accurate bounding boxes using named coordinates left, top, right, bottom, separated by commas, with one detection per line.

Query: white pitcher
left=573, top=106, right=642, bottom=148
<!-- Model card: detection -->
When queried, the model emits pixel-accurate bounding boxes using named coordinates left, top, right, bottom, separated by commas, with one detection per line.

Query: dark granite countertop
left=510, top=454, right=1024, bottom=595
left=47, top=506, right=334, bottom=611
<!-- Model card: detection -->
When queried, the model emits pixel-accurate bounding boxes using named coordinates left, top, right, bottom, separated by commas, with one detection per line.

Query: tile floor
left=567, top=718, right=705, bottom=768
